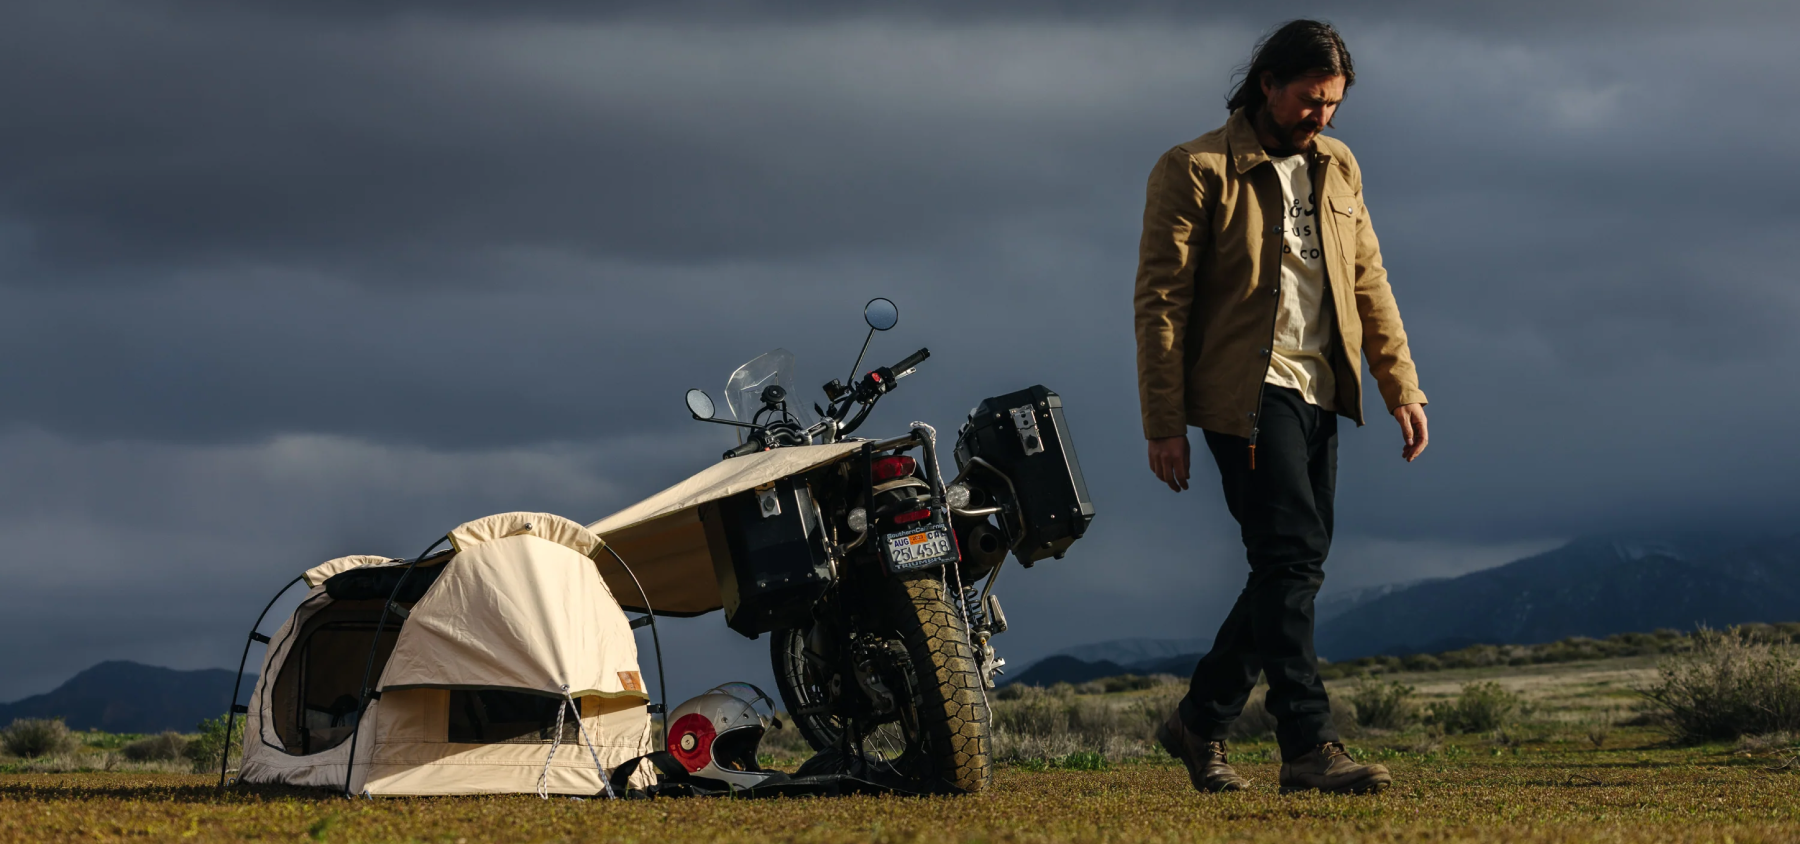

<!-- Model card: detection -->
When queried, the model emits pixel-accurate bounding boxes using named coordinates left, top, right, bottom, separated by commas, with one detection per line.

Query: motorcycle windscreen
left=724, top=349, right=816, bottom=429
left=586, top=443, right=861, bottom=616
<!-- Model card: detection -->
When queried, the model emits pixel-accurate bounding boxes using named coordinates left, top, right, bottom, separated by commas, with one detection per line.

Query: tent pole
left=219, top=574, right=306, bottom=789
left=342, top=535, right=448, bottom=797
left=600, top=544, right=669, bottom=749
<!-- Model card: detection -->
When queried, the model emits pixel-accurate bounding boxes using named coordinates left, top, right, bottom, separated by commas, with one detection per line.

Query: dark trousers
left=1179, top=385, right=1338, bottom=760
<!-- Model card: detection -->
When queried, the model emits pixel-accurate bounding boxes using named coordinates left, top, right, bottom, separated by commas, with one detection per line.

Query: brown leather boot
left=1155, top=713, right=1249, bottom=792
left=1279, top=742, right=1391, bottom=794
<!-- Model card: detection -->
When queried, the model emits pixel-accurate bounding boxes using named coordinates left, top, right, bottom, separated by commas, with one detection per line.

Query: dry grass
left=2, top=734, right=1797, bottom=844
left=5, top=655, right=1795, bottom=842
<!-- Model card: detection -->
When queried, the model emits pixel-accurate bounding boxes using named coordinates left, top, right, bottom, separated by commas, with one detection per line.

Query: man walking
left=1134, top=20, right=1428, bottom=795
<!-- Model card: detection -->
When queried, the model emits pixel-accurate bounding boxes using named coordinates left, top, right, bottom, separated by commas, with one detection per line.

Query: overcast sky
left=2, top=0, right=1797, bottom=704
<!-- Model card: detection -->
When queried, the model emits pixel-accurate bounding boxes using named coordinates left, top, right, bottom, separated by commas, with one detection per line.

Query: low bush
left=1346, top=678, right=1418, bottom=730
left=1427, top=682, right=1521, bottom=734
left=1074, top=674, right=1175, bottom=695
left=1735, top=732, right=1797, bottom=755
left=990, top=681, right=1184, bottom=764
left=1641, top=627, right=1800, bottom=743
left=1585, top=717, right=1614, bottom=749
left=76, top=731, right=144, bottom=752
left=121, top=731, right=188, bottom=763
left=1225, top=691, right=1278, bottom=742
left=2, top=718, right=78, bottom=758
left=184, top=714, right=245, bottom=774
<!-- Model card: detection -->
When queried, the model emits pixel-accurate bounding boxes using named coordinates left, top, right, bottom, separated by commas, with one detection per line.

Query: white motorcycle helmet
left=665, top=682, right=787, bottom=788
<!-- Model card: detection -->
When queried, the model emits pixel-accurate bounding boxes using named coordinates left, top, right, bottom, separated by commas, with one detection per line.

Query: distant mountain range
left=0, top=661, right=252, bottom=734
left=1055, top=637, right=1212, bottom=666
left=1005, top=535, right=1800, bottom=687
left=1315, top=579, right=1441, bottom=625
left=1315, top=536, right=1800, bottom=660
left=1005, top=638, right=1211, bottom=687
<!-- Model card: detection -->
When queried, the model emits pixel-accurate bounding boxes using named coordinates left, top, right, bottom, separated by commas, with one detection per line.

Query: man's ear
left=1259, top=70, right=1277, bottom=99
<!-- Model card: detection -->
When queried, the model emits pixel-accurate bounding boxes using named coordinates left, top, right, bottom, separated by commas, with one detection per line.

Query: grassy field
left=4, top=656, right=1798, bottom=843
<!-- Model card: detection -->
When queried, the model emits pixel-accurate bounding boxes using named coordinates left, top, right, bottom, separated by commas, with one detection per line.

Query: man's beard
left=1257, top=107, right=1322, bottom=155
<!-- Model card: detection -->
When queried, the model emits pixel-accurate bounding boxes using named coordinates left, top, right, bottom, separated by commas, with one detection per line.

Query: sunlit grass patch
left=4, top=735, right=1798, bottom=844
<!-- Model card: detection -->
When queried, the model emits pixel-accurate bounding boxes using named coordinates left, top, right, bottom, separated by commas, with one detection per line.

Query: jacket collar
left=1227, top=107, right=1334, bottom=174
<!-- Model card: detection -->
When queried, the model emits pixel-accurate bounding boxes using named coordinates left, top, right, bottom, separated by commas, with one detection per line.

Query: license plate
left=882, top=523, right=957, bottom=572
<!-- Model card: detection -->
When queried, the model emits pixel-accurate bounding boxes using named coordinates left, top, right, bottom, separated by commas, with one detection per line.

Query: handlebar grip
left=892, top=347, right=930, bottom=375
left=722, top=439, right=762, bottom=459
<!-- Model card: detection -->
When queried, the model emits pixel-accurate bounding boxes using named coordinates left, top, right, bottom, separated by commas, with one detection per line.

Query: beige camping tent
left=238, top=512, right=653, bottom=796
left=587, top=442, right=862, bottom=616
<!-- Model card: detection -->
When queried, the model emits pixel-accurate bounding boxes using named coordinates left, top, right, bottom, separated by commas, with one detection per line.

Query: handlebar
left=722, top=438, right=763, bottom=460
left=891, top=347, right=930, bottom=376
left=717, top=347, right=934, bottom=453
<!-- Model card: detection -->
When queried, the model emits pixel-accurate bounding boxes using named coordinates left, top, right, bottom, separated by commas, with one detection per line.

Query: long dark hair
left=1225, top=20, right=1355, bottom=116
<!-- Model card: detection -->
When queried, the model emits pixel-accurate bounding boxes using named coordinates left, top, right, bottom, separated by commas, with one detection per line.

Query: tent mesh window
left=447, top=690, right=581, bottom=745
left=268, top=600, right=400, bottom=756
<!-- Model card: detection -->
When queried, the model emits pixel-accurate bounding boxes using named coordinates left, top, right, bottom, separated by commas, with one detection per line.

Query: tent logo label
left=618, top=671, right=644, bottom=692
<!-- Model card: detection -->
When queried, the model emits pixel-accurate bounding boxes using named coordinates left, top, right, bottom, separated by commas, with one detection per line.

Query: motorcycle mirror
left=685, top=388, right=717, bottom=420
left=864, top=297, right=899, bottom=331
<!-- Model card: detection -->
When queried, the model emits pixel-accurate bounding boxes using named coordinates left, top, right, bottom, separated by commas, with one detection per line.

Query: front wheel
left=769, top=572, right=992, bottom=794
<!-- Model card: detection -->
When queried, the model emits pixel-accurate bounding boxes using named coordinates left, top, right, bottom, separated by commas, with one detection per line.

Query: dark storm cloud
left=2, top=0, right=1798, bottom=700
left=172, top=0, right=1800, bottom=29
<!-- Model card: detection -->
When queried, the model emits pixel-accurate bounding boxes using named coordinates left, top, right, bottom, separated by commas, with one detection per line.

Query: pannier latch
left=755, top=484, right=782, bottom=519
left=1009, top=406, right=1045, bottom=456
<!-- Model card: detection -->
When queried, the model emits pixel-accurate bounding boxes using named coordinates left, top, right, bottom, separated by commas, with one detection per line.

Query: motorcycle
left=678, top=298, right=1095, bottom=794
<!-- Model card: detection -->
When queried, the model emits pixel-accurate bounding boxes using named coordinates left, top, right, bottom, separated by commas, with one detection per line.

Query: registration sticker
left=882, top=523, right=957, bottom=572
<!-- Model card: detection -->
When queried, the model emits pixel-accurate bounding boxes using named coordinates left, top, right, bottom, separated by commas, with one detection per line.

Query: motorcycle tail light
left=871, top=455, right=917, bottom=482
left=894, top=508, right=932, bottom=525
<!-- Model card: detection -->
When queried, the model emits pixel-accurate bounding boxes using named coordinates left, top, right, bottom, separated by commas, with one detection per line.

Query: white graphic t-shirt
left=1265, top=153, right=1336, bottom=411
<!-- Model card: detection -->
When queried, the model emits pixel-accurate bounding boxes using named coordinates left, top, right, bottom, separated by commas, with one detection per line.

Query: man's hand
left=1147, top=434, right=1190, bottom=492
left=1394, top=403, right=1429, bottom=462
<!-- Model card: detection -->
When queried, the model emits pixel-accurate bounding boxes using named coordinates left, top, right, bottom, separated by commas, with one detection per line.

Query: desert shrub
left=184, top=714, right=245, bottom=774
left=1735, top=732, right=1798, bottom=755
left=993, top=683, right=1030, bottom=701
left=2, top=718, right=78, bottom=758
left=1225, top=690, right=1278, bottom=742
left=1401, top=653, right=1441, bottom=672
left=1427, top=682, right=1520, bottom=734
left=1641, top=627, right=1800, bottom=743
left=1585, top=716, right=1615, bottom=748
left=1080, top=669, right=1166, bottom=691
left=121, top=731, right=188, bottom=762
left=991, top=681, right=1192, bottom=765
left=992, top=685, right=1071, bottom=739
left=1347, top=678, right=1418, bottom=730
left=74, top=731, right=142, bottom=752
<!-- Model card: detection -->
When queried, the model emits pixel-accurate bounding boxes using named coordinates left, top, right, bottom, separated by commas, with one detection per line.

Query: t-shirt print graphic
left=1265, top=153, right=1335, bottom=411
left=1277, top=173, right=1321, bottom=267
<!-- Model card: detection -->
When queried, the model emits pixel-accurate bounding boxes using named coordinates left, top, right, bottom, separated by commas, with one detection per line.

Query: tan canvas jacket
left=1134, top=108, right=1427, bottom=441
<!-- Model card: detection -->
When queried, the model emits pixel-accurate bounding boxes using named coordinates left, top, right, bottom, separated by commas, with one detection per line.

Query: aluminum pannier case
left=953, top=385, right=1094, bottom=565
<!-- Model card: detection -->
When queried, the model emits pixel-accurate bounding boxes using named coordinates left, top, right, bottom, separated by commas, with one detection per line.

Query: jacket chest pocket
left=1326, top=193, right=1360, bottom=266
